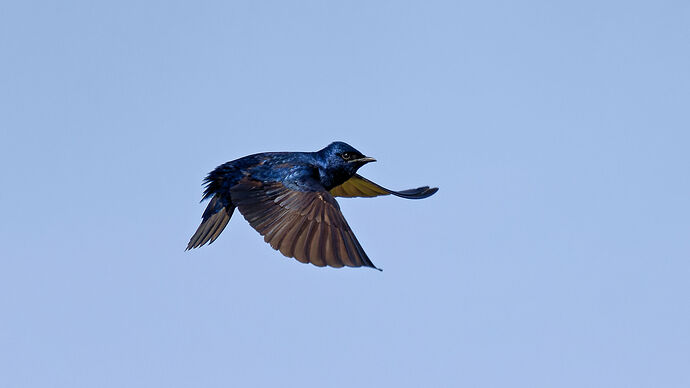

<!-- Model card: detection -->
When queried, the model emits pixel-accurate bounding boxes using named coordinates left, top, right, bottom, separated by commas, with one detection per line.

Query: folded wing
left=329, top=174, right=438, bottom=199
left=230, top=177, right=379, bottom=270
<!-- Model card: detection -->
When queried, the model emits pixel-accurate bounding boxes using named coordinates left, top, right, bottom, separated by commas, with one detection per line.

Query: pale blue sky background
left=1, top=1, right=689, bottom=387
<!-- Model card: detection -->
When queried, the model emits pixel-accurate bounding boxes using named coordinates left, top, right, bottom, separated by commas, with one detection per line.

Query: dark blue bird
left=187, top=142, right=438, bottom=270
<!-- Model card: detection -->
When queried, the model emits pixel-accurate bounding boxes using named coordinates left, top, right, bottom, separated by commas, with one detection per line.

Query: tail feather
left=187, top=195, right=234, bottom=250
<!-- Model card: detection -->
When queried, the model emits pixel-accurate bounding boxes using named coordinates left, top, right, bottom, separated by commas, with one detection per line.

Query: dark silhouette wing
left=230, top=177, right=379, bottom=270
left=329, top=174, right=438, bottom=199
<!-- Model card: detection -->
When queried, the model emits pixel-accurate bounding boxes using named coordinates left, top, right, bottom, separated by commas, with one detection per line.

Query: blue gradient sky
left=2, top=1, right=689, bottom=387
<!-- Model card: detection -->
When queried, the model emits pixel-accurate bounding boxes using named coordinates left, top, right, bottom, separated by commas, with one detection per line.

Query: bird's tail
left=186, top=195, right=234, bottom=250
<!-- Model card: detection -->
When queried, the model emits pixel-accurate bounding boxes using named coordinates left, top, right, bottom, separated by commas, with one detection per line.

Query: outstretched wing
left=230, top=177, right=379, bottom=270
left=329, top=174, right=438, bottom=199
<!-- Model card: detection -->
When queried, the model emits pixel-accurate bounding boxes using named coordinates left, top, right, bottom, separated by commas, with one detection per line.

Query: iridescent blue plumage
left=187, top=142, right=438, bottom=269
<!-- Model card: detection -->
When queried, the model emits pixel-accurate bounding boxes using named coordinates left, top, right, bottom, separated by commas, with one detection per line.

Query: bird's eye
left=341, top=152, right=355, bottom=160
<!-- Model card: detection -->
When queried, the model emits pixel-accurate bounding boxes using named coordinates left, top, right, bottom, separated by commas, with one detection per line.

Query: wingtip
left=365, top=261, right=383, bottom=272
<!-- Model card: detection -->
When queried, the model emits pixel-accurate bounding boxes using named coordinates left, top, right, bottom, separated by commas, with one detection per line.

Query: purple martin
left=187, top=142, right=438, bottom=270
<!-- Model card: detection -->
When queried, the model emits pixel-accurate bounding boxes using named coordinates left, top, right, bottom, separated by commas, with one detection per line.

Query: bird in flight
left=187, top=142, right=438, bottom=270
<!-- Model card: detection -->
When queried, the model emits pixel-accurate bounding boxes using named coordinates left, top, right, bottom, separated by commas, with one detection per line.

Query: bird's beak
left=349, top=156, right=376, bottom=164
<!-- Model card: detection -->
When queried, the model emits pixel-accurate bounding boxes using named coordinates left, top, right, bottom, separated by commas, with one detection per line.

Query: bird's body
left=187, top=142, right=438, bottom=270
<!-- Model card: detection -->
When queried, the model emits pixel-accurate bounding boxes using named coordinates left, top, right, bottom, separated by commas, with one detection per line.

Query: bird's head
left=316, top=141, right=376, bottom=188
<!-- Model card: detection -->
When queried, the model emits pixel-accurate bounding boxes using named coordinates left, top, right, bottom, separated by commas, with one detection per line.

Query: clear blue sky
left=1, top=1, right=689, bottom=387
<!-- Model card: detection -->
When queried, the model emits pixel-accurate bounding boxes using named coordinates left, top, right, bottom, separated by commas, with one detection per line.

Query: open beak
left=349, top=156, right=377, bottom=164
